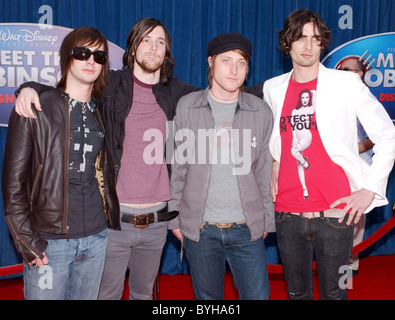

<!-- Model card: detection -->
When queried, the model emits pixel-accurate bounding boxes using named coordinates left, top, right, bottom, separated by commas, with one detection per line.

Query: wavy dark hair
left=279, top=9, right=331, bottom=56
left=123, top=18, right=175, bottom=85
left=57, top=27, right=108, bottom=102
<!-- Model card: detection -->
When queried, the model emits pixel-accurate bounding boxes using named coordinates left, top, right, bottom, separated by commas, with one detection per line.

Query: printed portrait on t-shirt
left=276, top=78, right=350, bottom=213
left=290, top=88, right=316, bottom=200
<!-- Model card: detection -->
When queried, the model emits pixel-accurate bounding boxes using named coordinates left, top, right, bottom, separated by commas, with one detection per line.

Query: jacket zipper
left=5, top=216, right=40, bottom=262
left=116, top=79, right=132, bottom=182
left=93, top=109, right=108, bottom=219
left=63, top=96, right=70, bottom=240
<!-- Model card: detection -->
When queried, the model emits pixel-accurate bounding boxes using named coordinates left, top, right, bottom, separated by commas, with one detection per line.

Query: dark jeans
left=275, top=212, right=354, bottom=300
left=184, top=223, right=270, bottom=300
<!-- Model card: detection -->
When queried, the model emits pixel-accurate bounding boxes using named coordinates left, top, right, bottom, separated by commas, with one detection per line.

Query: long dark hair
left=123, top=18, right=175, bottom=84
left=57, top=27, right=108, bottom=102
left=279, top=9, right=331, bottom=56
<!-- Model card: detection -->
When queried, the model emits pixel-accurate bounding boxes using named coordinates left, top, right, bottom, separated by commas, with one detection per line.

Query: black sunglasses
left=71, top=47, right=107, bottom=65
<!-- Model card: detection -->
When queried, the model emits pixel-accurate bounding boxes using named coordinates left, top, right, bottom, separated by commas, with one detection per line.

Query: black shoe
left=303, top=157, right=310, bottom=170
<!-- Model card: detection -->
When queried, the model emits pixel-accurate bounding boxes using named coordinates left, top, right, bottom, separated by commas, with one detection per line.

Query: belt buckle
left=302, top=212, right=317, bottom=219
left=134, top=214, right=149, bottom=228
left=299, top=212, right=310, bottom=219
left=215, top=223, right=232, bottom=229
left=299, top=212, right=320, bottom=219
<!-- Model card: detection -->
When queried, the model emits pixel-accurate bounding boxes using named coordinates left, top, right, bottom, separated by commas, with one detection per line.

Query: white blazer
left=263, top=63, right=395, bottom=213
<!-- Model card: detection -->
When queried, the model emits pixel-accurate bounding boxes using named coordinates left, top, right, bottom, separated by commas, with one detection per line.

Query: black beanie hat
left=207, top=32, right=252, bottom=59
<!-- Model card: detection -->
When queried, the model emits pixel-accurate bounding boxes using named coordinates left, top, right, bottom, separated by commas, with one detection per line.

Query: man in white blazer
left=264, top=9, right=395, bottom=300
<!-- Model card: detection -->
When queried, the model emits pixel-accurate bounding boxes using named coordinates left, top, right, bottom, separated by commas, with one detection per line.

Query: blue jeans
left=275, top=212, right=354, bottom=300
left=23, top=229, right=108, bottom=300
left=184, top=223, right=270, bottom=300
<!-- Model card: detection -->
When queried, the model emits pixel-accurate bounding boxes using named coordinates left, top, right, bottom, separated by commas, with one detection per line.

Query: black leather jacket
left=2, top=87, right=120, bottom=263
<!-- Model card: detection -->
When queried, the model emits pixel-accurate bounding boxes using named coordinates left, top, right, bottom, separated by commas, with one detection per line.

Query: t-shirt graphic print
left=275, top=77, right=350, bottom=213
left=289, top=87, right=315, bottom=200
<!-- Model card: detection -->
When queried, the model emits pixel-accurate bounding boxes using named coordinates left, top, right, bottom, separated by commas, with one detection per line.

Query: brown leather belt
left=203, top=221, right=246, bottom=229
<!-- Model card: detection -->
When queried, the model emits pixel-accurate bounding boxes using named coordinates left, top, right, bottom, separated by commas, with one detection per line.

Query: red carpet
left=1, top=254, right=394, bottom=300
left=147, top=254, right=395, bottom=300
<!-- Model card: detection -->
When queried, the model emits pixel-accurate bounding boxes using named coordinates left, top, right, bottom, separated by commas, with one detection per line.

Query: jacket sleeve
left=245, top=83, right=264, bottom=99
left=317, top=68, right=395, bottom=209
left=2, top=110, right=48, bottom=263
left=15, top=81, right=53, bottom=97
left=354, top=81, right=395, bottom=201
left=253, top=103, right=275, bottom=232
left=167, top=99, right=189, bottom=230
left=175, top=78, right=201, bottom=97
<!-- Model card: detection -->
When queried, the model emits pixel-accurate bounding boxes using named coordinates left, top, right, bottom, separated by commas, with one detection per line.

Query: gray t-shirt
left=204, top=93, right=245, bottom=223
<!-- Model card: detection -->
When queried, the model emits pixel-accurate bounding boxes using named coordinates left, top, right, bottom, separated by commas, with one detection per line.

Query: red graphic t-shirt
left=275, top=77, right=350, bottom=212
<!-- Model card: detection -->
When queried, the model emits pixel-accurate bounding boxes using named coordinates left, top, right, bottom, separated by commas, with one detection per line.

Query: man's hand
left=15, top=88, right=41, bottom=119
left=330, top=189, right=375, bottom=225
left=270, top=161, right=280, bottom=202
left=172, top=228, right=182, bottom=241
left=29, top=252, right=48, bottom=268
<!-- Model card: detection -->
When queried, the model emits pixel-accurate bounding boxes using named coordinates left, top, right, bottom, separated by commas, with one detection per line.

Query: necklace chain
left=80, top=101, right=89, bottom=113
left=209, top=90, right=238, bottom=102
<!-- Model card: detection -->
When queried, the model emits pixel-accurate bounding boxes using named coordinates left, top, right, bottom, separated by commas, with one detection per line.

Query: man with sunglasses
left=2, top=27, right=120, bottom=299
left=71, top=46, right=108, bottom=65
left=14, top=18, right=198, bottom=300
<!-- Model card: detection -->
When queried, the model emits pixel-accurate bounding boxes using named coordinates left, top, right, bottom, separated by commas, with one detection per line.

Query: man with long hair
left=2, top=27, right=119, bottom=300
left=14, top=18, right=198, bottom=300
left=97, top=18, right=197, bottom=300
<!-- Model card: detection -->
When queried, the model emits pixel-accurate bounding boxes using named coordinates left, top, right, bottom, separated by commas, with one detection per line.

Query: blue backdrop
left=0, top=0, right=394, bottom=276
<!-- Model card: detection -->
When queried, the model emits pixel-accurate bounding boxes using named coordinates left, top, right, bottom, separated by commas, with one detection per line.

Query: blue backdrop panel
left=0, top=0, right=394, bottom=276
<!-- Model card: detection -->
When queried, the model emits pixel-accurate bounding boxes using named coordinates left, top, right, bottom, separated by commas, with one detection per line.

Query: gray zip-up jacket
left=168, top=88, right=275, bottom=242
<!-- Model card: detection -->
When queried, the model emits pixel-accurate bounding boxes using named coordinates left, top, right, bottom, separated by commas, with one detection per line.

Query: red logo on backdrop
left=322, top=32, right=395, bottom=121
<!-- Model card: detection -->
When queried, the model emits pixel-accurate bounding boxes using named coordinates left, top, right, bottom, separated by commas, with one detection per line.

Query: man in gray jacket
left=168, top=32, right=274, bottom=300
